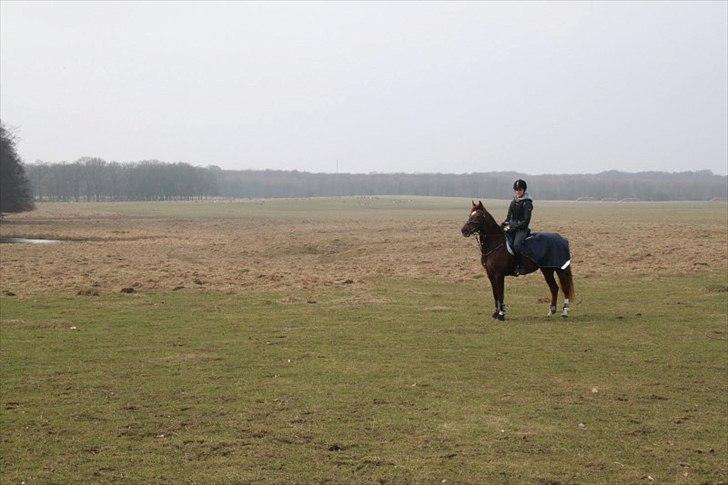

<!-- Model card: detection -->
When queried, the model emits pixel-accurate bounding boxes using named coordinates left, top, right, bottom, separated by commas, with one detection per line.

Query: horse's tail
left=556, top=265, right=575, bottom=301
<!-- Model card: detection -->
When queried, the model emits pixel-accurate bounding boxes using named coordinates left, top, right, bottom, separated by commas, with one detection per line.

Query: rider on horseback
left=501, top=179, right=532, bottom=276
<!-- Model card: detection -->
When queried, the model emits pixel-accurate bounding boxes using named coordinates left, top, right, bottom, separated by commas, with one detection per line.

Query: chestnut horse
left=461, top=201, right=574, bottom=320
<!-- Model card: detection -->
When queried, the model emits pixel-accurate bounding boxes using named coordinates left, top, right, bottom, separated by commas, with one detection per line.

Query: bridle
left=467, top=211, right=504, bottom=257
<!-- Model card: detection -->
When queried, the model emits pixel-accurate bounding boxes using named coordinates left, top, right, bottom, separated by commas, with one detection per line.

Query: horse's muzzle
left=461, top=224, right=474, bottom=237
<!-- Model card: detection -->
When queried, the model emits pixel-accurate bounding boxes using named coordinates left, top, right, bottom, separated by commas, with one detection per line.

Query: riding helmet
left=513, top=179, right=527, bottom=191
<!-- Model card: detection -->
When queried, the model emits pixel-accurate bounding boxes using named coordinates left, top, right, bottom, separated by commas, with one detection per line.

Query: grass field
left=1, top=198, right=726, bottom=483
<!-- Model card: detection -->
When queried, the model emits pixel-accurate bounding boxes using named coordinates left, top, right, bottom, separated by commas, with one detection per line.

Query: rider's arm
left=504, top=200, right=514, bottom=225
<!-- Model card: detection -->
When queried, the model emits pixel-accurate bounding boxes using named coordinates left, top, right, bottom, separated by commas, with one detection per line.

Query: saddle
left=504, top=230, right=531, bottom=256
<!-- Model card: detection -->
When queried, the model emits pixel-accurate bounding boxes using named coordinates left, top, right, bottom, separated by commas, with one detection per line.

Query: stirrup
left=513, top=261, right=523, bottom=276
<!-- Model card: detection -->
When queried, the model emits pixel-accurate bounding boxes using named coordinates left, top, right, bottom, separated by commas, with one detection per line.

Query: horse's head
left=462, top=200, right=488, bottom=237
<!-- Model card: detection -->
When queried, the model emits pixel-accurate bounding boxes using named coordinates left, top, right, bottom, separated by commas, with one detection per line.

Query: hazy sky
left=1, top=1, right=726, bottom=174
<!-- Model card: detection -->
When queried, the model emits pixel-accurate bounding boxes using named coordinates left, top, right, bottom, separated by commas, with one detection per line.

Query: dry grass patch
left=1, top=198, right=725, bottom=297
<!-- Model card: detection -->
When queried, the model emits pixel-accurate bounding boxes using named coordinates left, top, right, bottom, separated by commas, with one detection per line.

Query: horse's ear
left=471, top=200, right=476, bottom=207
left=477, top=200, right=484, bottom=209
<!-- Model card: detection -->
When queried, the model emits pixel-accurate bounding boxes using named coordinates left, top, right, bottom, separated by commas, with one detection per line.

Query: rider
left=501, top=179, right=533, bottom=276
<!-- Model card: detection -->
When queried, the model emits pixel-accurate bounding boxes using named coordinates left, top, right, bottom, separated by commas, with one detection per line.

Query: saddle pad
left=505, top=237, right=514, bottom=255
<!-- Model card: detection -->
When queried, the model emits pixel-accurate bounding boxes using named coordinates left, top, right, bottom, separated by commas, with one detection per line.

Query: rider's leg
left=513, top=230, right=527, bottom=275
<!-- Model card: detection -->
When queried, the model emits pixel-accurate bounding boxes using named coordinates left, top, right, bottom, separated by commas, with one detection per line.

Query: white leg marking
left=562, top=299, right=570, bottom=318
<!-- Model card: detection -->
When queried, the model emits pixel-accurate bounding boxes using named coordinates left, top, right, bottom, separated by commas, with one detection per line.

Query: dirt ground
left=0, top=199, right=726, bottom=297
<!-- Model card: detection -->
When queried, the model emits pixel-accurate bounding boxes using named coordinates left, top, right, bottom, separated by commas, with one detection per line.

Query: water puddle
left=0, top=238, right=62, bottom=245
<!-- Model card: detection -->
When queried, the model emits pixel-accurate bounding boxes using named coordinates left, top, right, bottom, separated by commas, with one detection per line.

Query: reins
left=475, top=231, right=504, bottom=257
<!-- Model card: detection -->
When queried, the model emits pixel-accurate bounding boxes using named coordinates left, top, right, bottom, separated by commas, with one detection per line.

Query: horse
left=461, top=200, right=574, bottom=321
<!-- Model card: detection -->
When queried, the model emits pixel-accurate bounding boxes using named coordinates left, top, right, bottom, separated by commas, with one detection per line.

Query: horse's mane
left=474, top=202, right=503, bottom=235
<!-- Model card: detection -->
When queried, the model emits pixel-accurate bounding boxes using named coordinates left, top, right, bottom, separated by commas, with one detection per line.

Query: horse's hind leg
left=541, top=268, right=559, bottom=317
left=556, top=267, right=574, bottom=318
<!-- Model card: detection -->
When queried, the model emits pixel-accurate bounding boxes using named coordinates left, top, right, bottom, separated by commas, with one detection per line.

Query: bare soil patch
left=1, top=200, right=725, bottom=296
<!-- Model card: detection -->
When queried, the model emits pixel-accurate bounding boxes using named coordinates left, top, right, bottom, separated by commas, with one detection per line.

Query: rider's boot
left=513, top=254, right=523, bottom=276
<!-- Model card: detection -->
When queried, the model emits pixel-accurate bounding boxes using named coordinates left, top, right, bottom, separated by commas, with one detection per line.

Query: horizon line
left=24, top=159, right=726, bottom=177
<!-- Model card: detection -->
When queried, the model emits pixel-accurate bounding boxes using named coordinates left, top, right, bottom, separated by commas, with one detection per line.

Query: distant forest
left=24, top=158, right=728, bottom=201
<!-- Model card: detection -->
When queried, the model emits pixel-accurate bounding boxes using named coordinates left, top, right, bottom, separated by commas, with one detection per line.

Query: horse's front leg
left=496, top=273, right=506, bottom=321
left=488, top=273, right=500, bottom=319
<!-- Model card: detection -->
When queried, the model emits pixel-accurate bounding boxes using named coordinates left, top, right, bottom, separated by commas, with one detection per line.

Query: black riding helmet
left=513, top=179, right=527, bottom=191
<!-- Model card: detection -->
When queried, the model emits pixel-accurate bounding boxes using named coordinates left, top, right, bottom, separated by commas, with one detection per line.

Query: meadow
left=1, top=197, right=726, bottom=483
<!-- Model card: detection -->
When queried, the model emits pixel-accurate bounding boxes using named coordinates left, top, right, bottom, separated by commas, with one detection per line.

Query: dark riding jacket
left=505, top=193, right=533, bottom=254
left=505, top=193, right=533, bottom=232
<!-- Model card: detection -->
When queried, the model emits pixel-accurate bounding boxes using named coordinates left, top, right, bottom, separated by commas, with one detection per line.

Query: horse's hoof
left=561, top=314, right=568, bottom=319
left=492, top=311, right=500, bottom=319
left=496, top=314, right=506, bottom=321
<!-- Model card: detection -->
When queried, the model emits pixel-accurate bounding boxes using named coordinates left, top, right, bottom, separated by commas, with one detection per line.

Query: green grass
left=56, top=196, right=727, bottom=224
left=78, top=196, right=476, bottom=219
left=1, top=273, right=726, bottom=483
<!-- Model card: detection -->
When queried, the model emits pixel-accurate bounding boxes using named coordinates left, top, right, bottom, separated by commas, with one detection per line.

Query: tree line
left=0, top=124, right=34, bottom=214
left=27, top=159, right=219, bottom=201
left=23, top=159, right=727, bottom=202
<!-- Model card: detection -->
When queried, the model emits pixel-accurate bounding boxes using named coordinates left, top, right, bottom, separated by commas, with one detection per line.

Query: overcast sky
left=1, top=1, right=726, bottom=174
